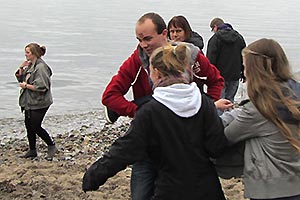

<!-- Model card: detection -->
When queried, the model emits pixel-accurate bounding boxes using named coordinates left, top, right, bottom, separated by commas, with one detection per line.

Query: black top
left=83, top=94, right=228, bottom=200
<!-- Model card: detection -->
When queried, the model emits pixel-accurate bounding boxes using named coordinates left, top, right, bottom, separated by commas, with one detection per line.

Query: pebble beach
left=0, top=109, right=247, bottom=200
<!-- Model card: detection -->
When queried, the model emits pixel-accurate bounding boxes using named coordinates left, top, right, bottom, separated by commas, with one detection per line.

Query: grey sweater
left=17, top=58, right=53, bottom=110
left=225, top=99, right=300, bottom=199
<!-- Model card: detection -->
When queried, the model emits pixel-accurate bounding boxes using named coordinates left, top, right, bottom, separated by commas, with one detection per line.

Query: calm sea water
left=0, top=0, right=299, bottom=119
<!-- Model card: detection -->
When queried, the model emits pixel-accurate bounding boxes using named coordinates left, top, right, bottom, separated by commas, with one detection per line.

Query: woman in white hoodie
left=82, top=44, right=228, bottom=200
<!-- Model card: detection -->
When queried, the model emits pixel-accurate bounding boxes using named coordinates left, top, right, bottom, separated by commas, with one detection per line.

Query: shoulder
left=35, top=59, right=52, bottom=74
left=208, top=34, right=219, bottom=44
left=187, top=31, right=204, bottom=49
left=119, top=46, right=143, bottom=71
left=201, top=94, right=214, bottom=106
left=35, top=59, right=49, bottom=68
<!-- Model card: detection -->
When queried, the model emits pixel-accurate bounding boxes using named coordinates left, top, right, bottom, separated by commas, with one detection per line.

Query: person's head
left=136, top=12, right=168, bottom=56
left=167, top=15, right=193, bottom=42
left=149, top=44, right=191, bottom=87
left=25, top=43, right=46, bottom=61
left=242, top=38, right=291, bottom=85
left=242, top=38, right=300, bottom=152
left=210, top=17, right=224, bottom=33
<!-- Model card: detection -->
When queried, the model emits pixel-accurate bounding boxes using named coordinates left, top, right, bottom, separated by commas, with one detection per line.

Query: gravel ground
left=0, top=110, right=247, bottom=200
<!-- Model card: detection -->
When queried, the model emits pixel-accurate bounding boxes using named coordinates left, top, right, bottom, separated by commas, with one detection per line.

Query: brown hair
left=242, top=38, right=300, bottom=152
left=210, top=17, right=224, bottom=30
left=167, top=15, right=193, bottom=40
left=137, top=12, right=166, bottom=34
left=25, top=43, right=46, bottom=58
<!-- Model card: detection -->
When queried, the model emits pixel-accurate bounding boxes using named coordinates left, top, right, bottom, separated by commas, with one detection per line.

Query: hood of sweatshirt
left=152, top=82, right=201, bottom=118
left=215, top=29, right=242, bottom=44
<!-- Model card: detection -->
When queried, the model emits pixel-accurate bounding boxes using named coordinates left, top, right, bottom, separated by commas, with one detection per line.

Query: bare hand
left=20, top=60, right=31, bottom=68
left=214, top=99, right=233, bottom=111
left=19, top=82, right=27, bottom=89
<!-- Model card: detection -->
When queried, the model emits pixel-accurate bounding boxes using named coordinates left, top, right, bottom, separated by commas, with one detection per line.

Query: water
left=0, top=0, right=300, bottom=120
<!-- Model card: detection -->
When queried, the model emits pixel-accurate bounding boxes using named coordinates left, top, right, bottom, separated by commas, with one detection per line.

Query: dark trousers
left=130, top=159, right=157, bottom=200
left=24, top=107, right=54, bottom=150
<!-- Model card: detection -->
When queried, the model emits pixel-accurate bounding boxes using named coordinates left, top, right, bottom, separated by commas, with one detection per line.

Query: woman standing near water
left=15, top=43, right=57, bottom=160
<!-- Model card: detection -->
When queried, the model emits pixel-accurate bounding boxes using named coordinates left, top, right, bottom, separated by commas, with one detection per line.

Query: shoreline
left=0, top=109, right=107, bottom=143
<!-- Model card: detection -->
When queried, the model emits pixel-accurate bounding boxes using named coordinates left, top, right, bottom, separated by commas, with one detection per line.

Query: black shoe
left=21, top=150, right=37, bottom=158
left=46, top=145, right=58, bottom=161
left=104, top=106, right=120, bottom=124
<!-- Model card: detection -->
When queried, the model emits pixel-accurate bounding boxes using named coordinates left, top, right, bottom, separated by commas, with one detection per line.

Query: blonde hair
left=242, top=38, right=300, bottom=152
left=150, top=43, right=191, bottom=78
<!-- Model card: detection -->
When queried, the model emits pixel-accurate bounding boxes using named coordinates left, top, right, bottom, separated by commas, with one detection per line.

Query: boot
left=21, top=149, right=37, bottom=158
left=46, top=145, right=58, bottom=160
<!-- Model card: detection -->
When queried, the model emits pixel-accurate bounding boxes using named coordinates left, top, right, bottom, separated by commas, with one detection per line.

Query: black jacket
left=82, top=94, right=227, bottom=200
left=207, top=28, right=246, bottom=81
left=185, top=31, right=204, bottom=51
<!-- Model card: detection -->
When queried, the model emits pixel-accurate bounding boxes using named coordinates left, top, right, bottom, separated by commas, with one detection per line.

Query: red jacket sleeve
left=192, top=53, right=224, bottom=101
left=102, top=49, right=141, bottom=118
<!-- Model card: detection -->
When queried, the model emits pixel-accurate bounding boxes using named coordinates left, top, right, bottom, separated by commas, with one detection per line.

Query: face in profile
left=169, top=26, right=185, bottom=42
left=135, top=19, right=167, bottom=56
left=149, top=63, right=160, bottom=84
left=25, top=47, right=35, bottom=61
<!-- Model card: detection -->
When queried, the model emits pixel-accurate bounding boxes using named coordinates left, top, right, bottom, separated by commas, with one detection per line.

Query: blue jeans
left=131, top=159, right=157, bottom=200
left=221, top=80, right=239, bottom=103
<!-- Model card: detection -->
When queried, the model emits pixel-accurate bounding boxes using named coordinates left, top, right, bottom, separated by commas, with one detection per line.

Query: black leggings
left=24, top=107, right=54, bottom=150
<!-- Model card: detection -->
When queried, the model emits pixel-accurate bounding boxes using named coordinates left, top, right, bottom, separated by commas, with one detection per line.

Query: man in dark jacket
left=207, top=17, right=246, bottom=103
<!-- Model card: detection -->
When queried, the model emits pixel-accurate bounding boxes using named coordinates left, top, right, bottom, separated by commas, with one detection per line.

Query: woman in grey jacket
left=15, top=43, right=57, bottom=160
left=224, top=38, right=300, bottom=200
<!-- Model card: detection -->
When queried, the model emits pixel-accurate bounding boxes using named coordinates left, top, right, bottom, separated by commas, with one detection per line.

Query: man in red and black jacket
left=102, top=13, right=224, bottom=123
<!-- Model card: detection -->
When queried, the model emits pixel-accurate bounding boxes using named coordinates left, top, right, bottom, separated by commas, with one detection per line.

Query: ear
left=153, top=67, right=162, bottom=78
left=161, top=29, right=168, bottom=37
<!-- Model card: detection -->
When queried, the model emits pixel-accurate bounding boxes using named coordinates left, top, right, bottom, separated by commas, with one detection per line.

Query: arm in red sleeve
left=102, top=49, right=141, bottom=118
left=192, top=53, right=224, bottom=101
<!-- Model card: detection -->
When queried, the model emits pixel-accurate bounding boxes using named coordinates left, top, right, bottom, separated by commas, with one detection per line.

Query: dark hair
left=210, top=17, right=224, bottom=29
left=137, top=12, right=166, bottom=34
left=167, top=16, right=193, bottom=40
left=25, top=43, right=46, bottom=58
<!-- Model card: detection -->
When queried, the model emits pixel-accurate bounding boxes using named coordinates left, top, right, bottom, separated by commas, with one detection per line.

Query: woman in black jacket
left=82, top=44, right=228, bottom=200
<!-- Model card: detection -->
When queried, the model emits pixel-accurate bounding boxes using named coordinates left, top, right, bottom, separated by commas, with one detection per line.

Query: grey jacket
left=225, top=96, right=300, bottom=199
left=17, top=58, right=53, bottom=110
